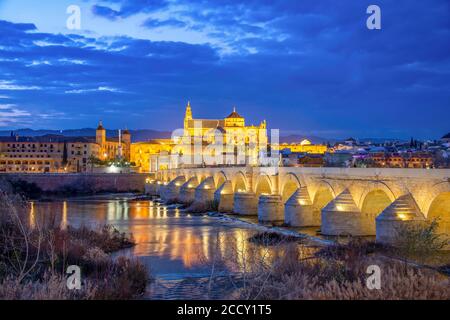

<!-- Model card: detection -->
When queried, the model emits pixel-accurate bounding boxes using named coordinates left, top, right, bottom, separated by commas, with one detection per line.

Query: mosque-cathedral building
left=175, top=102, right=269, bottom=166
left=133, top=102, right=270, bottom=171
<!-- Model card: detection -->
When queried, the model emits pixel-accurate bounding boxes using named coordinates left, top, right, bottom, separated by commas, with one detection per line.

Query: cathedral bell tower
left=184, top=101, right=192, bottom=130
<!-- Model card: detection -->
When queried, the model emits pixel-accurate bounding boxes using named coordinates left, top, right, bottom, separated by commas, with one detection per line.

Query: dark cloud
left=1, top=0, right=449, bottom=139
left=142, top=18, right=187, bottom=29
left=92, top=0, right=169, bottom=19
left=91, top=5, right=121, bottom=21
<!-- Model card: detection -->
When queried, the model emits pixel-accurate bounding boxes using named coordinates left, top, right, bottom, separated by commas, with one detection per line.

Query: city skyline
left=0, top=0, right=449, bottom=140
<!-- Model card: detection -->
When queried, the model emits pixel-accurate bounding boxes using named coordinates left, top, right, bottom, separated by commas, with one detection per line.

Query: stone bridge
left=147, top=167, right=450, bottom=244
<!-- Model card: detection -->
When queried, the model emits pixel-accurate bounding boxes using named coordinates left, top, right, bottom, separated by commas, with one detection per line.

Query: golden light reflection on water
left=60, top=201, right=68, bottom=230
left=29, top=202, right=35, bottom=229
left=29, top=199, right=311, bottom=273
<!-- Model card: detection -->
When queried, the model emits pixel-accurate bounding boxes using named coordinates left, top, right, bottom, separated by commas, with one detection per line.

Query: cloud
left=0, top=80, right=42, bottom=91
left=0, top=0, right=449, bottom=138
left=65, top=86, right=123, bottom=94
left=92, top=0, right=169, bottom=19
left=0, top=103, right=32, bottom=127
left=142, top=18, right=187, bottom=29
left=91, top=5, right=121, bottom=21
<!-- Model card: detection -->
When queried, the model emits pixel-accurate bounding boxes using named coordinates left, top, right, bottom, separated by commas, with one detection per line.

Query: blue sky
left=0, top=0, right=449, bottom=139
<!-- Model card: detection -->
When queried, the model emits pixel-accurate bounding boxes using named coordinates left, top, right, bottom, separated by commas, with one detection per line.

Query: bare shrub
left=186, top=200, right=219, bottom=213
left=236, top=242, right=449, bottom=300
left=0, top=274, right=97, bottom=300
left=0, top=191, right=149, bottom=300
left=199, top=231, right=449, bottom=300
left=395, top=219, right=448, bottom=260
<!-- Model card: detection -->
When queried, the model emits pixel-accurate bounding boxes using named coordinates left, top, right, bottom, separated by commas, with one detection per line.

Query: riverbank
left=0, top=192, right=150, bottom=300
left=0, top=173, right=148, bottom=200
left=204, top=211, right=450, bottom=276
left=175, top=210, right=449, bottom=299
left=3, top=191, right=448, bottom=300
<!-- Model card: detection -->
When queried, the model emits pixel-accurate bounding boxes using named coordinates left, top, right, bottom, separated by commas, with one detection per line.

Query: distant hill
left=0, top=128, right=408, bottom=145
left=0, top=128, right=172, bottom=142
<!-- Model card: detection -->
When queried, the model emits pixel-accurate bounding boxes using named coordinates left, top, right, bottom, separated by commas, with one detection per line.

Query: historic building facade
left=0, top=122, right=131, bottom=173
left=272, top=139, right=328, bottom=154
left=174, top=102, right=269, bottom=167
left=131, top=139, right=174, bottom=172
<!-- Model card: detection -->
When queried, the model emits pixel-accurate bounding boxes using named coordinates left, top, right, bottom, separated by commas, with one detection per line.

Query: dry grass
left=235, top=242, right=449, bottom=300
left=200, top=231, right=449, bottom=300
left=0, top=190, right=149, bottom=300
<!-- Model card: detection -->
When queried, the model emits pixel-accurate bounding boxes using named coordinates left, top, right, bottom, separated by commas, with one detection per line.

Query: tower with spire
left=184, top=101, right=192, bottom=130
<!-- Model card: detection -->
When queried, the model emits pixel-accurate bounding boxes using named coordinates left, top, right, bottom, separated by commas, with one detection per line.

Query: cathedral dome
left=226, top=107, right=243, bottom=119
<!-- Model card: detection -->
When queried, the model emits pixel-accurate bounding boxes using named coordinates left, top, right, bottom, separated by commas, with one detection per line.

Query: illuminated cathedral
left=173, top=102, right=269, bottom=166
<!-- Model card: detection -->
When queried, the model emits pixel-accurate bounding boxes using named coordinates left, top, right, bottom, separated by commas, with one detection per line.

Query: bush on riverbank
left=248, top=232, right=301, bottom=246
left=186, top=200, right=219, bottom=213
left=201, top=231, right=449, bottom=300
left=6, top=179, right=42, bottom=200
left=0, top=178, right=141, bottom=200
left=233, top=239, right=449, bottom=300
left=394, top=219, right=448, bottom=261
left=0, top=191, right=149, bottom=300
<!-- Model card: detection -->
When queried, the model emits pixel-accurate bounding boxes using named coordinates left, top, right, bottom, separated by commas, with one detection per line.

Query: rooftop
left=226, top=107, right=243, bottom=119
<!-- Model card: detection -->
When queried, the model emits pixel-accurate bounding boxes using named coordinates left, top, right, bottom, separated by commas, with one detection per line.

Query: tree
left=62, top=142, right=68, bottom=167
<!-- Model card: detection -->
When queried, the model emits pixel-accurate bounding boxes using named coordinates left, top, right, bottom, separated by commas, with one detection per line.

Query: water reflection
left=29, top=197, right=262, bottom=278
left=29, top=197, right=314, bottom=283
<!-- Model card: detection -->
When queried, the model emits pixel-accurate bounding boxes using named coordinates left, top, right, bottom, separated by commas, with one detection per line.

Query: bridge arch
left=280, top=173, right=302, bottom=202
left=312, top=180, right=336, bottom=217
left=232, top=171, right=249, bottom=192
left=358, top=182, right=396, bottom=217
left=426, top=182, right=450, bottom=236
left=214, top=171, right=228, bottom=189
left=184, top=175, right=199, bottom=187
left=360, top=190, right=393, bottom=218
left=167, top=172, right=177, bottom=182
left=255, top=174, right=273, bottom=196
left=428, top=192, right=450, bottom=236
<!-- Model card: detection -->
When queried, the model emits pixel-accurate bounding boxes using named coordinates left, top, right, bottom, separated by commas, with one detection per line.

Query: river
left=29, top=194, right=312, bottom=299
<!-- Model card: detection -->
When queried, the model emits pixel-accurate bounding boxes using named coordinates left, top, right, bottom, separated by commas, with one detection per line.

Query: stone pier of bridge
left=145, top=166, right=450, bottom=246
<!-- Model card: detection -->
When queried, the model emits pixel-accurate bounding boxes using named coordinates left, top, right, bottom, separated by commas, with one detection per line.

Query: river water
left=29, top=194, right=306, bottom=299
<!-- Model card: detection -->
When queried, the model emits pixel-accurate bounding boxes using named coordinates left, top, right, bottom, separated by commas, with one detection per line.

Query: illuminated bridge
left=147, top=167, right=450, bottom=244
